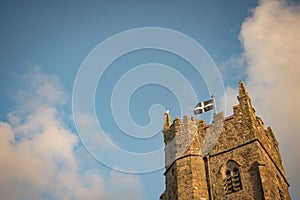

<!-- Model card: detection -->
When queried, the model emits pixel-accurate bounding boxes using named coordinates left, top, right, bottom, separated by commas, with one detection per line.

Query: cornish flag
left=194, top=99, right=214, bottom=115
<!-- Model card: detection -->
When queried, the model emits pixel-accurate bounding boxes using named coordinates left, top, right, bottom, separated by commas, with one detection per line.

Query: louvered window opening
left=223, top=164, right=242, bottom=194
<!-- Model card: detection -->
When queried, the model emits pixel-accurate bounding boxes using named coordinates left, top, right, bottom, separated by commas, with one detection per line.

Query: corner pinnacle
left=163, top=110, right=171, bottom=133
left=239, top=81, right=249, bottom=97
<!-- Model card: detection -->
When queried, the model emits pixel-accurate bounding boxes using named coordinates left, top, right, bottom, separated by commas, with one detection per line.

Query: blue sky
left=1, top=0, right=300, bottom=199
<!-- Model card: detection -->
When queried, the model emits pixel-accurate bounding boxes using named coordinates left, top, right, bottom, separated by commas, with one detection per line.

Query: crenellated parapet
left=160, top=81, right=291, bottom=200
left=163, top=114, right=200, bottom=168
left=162, top=113, right=209, bottom=200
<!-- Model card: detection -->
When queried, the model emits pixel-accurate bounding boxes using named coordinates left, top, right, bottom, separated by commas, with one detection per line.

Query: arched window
left=222, top=160, right=242, bottom=194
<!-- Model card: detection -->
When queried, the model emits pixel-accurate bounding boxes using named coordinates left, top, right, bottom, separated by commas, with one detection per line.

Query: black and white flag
left=194, top=99, right=214, bottom=115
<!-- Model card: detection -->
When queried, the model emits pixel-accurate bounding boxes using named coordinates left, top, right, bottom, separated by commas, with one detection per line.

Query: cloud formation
left=224, top=0, right=300, bottom=198
left=0, top=66, right=144, bottom=200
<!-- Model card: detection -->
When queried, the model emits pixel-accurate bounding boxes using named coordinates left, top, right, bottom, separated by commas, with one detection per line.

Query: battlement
left=160, top=81, right=291, bottom=200
left=163, top=114, right=201, bottom=167
left=163, top=112, right=226, bottom=169
left=163, top=114, right=199, bottom=144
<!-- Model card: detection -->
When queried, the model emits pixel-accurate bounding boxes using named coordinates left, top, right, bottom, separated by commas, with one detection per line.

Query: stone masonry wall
left=256, top=142, right=291, bottom=200
left=209, top=141, right=262, bottom=200
left=162, top=115, right=208, bottom=200
left=160, top=81, right=291, bottom=200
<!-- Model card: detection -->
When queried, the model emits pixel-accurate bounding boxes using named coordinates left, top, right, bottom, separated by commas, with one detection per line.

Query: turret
left=161, top=113, right=209, bottom=200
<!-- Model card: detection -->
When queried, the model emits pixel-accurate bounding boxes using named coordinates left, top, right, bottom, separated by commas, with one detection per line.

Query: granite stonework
left=160, top=82, right=291, bottom=200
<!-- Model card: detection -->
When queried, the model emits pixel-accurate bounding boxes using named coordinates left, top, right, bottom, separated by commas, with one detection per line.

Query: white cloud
left=223, top=0, right=300, bottom=198
left=75, top=112, right=117, bottom=151
left=220, top=85, right=238, bottom=116
left=0, top=66, right=145, bottom=200
left=219, top=53, right=247, bottom=86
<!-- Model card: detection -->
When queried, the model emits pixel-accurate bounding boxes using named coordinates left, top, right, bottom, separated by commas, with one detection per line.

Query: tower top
left=160, top=81, right=291, bottom=200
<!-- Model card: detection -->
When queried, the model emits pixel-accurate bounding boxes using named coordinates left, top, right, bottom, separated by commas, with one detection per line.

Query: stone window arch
left=222, top=160, right=242, bottom=194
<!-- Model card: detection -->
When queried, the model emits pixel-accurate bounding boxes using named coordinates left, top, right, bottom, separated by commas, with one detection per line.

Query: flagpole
left=211, top=95, right=217, bottom=115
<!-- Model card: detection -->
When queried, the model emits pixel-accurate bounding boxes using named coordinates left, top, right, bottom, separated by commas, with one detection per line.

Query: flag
left=194, top=99, right=214, bottom=115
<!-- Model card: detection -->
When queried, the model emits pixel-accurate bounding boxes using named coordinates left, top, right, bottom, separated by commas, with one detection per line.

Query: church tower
left=160, top=82, right=291, bottom=200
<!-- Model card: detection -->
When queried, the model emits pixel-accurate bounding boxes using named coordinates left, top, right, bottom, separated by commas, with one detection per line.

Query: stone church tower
left=160, top=82, right=291, bottom=200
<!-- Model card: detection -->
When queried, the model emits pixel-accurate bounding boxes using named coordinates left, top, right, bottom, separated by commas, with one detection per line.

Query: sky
left=0, top=0, right=299, bottom=199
